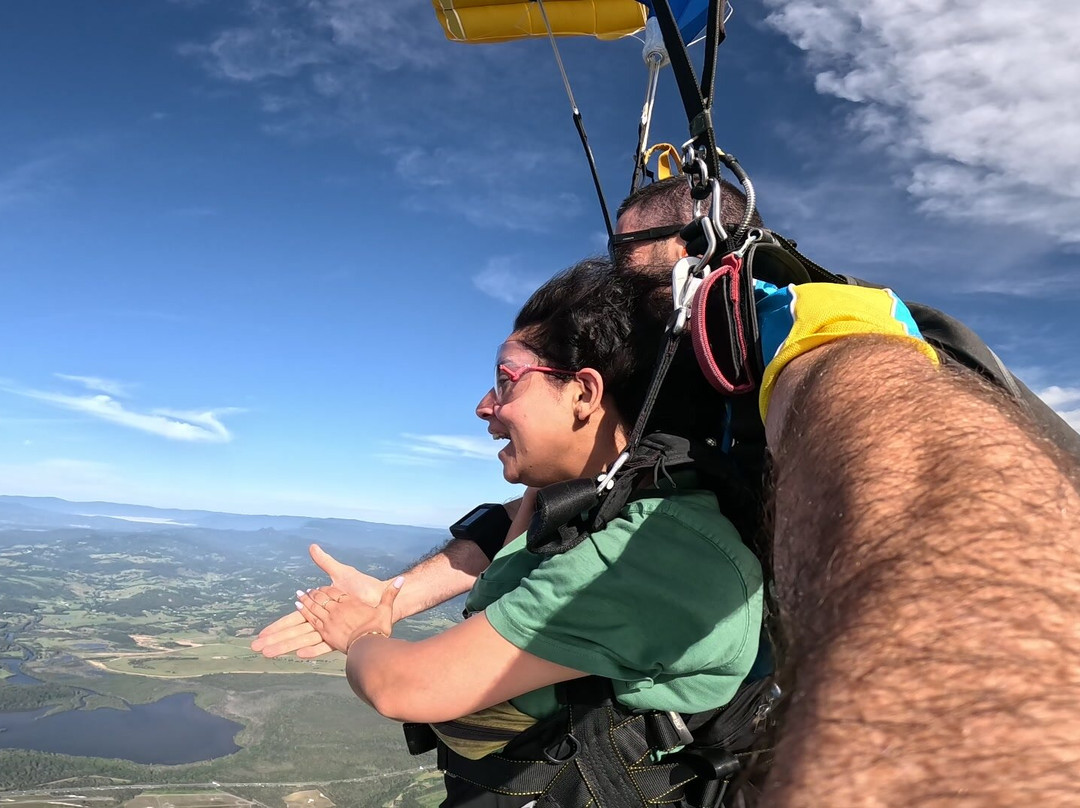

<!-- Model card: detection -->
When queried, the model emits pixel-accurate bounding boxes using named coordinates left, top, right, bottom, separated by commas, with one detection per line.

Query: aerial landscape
left=2, top=0, right=1079, bottom=806
left=0, top=496, right=455, bottom=808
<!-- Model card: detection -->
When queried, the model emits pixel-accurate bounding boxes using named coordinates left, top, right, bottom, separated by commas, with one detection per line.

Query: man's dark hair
left=616, top=176, right=764, bottom=230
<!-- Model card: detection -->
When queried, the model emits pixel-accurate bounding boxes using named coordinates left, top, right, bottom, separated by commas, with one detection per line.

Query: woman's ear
left=572, top=368, right=605, bottom=421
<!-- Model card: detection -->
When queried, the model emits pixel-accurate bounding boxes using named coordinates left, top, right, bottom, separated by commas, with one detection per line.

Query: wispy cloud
left=377, top=433, right=499, bottom=466
left=54, top=374, right=132, bottom=398
left=1035, top=386, right=1080, bottom=433
left=472, top=256, right=546, bottom=304
left=178, top=1, right=582, bottom=232
left=0, top=155, right=66, bottom=210
left=755, top=171, right=1075, bottom=296
left=396, top=146, right=584, bottom=233
left=180, top=0, right=445, bottom=88
left=2, top=379, right=241, bottom=443
left=764, top=0, right=1080, bottom=244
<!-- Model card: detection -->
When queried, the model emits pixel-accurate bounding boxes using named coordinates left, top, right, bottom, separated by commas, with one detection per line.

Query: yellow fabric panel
left=758, top=284, right=941, bottom=422
left=434, top=0, right=647, bottom=43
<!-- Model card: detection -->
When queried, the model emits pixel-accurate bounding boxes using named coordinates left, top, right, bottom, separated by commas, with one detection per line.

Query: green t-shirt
left=464, top=488, right=764, bottom=720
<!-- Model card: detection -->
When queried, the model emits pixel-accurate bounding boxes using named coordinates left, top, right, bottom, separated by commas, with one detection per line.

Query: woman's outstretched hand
left=251, top=543, right=389, bottom=659
left=296, top=577, right=405, bottom=654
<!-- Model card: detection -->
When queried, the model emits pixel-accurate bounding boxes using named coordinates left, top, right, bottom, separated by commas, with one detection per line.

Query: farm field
left=0, top=519, right=455, bottom=807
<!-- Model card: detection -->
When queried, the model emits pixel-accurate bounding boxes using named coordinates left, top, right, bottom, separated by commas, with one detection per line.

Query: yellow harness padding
left=430, top=700, right=539, bottom=760
left=758, top=284, right=941, bottom=423
left=433, top=0, right=647, bottom=43
left=642, top=143, right=682, bottom=180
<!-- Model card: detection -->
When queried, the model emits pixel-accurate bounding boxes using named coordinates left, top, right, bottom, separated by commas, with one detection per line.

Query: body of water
left=0, top=658, right=41, bottom=686
left=0, top=692, right=243, bottom=764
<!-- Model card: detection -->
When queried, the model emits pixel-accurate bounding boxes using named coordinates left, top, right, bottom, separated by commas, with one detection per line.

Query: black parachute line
left=534, top=0, right=615, bottom=239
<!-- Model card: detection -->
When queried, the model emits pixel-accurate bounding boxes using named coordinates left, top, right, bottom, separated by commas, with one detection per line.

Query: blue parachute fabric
left=640, top=0, right=709, bottom=42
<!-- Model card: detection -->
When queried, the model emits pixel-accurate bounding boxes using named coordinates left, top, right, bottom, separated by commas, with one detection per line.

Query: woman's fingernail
left=393, top=576, right=405, bottom=589
left=295, top=601, right=303, bottom=610
left=296, top=590, right=305, bottom=598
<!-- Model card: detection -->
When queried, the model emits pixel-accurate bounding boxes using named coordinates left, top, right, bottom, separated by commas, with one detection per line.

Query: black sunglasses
left=607, top=224, right=685, bottom=261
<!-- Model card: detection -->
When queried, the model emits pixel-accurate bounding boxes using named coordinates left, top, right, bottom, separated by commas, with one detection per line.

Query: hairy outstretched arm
left=252, top=537, right=490, bottom=658
left=389, top=537, right=490, bottom=618
left=762, top=337, right=1080, bottom=807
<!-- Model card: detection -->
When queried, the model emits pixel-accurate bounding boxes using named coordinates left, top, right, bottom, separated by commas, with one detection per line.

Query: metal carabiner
left=732, top=227, right=762, bottom=260
left=709, top=178, right=729, bottom=242
left=696, top=214, right=719, bottom=270
left=671, top=254, right=705, bottom=335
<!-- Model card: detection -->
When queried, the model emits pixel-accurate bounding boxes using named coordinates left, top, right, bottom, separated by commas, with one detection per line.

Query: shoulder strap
left=527, top=432, right=757, bottom=556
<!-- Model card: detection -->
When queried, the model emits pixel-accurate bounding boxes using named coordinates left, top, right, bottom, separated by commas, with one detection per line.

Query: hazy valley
left=0, top=496, right=457, bottom=808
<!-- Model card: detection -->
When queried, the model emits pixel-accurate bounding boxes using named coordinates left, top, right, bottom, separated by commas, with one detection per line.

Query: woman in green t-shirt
left=295, top=258, right=763, bottom=807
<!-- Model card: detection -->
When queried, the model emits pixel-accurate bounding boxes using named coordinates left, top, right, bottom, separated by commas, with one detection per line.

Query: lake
left=0, top=658, right=41, bottom=686
left=0, top=692, right=243, bottom=764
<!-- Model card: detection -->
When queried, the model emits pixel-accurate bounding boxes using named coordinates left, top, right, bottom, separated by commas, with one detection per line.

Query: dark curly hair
left=512, top=258, right=726, bottom=447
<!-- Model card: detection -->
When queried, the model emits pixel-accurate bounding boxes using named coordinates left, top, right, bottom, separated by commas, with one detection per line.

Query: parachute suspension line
left=629, top=53, right=664, bottom=192
left=534, top=0, right=614, bottom=239
left=630, top=17, right=669, bottom=193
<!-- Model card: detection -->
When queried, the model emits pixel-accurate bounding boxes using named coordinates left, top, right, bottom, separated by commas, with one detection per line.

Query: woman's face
left=476, top=338, right=595, bottom=487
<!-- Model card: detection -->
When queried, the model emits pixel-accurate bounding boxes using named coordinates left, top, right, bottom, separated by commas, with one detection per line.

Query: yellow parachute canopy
left=433, top=0, right=647, bottom=44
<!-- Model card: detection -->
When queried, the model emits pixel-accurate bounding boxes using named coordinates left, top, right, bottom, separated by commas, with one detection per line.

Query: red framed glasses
left=494, top=364, right=575, bottom=404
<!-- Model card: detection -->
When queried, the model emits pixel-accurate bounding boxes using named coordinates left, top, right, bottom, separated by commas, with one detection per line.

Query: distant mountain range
left=0, top=495, right=447, bottom=555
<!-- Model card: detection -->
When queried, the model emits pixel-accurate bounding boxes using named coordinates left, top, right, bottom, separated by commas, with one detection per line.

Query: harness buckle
left=544, top=733, right=580, bottom=764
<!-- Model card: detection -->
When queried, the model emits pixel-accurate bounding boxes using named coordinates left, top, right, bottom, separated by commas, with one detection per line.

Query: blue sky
left=1, top=0, right=1078, bottom=528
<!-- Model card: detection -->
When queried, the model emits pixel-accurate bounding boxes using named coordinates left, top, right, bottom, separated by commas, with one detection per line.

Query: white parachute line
left=639, top=57, right=663, bottom=153
left=535, top=0, right=580, bottom=114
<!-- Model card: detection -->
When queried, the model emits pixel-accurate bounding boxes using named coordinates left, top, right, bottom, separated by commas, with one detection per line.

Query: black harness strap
left=648, top=0, right=726, bottom=184
left=438, top=704, right=696, bottom=807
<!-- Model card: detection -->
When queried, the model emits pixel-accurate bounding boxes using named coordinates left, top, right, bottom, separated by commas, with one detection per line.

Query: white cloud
left=764, top=0, right=1080, bottom=243
left=179, top=1, right=583, bottom=232
left=0, top=155, right=65, bottom=210
left=378, top=433, right=499, bottom=466
left=180, top=0, right=445, bottom=85
left=2, top=383, right=240, bottom=443
left=55, top=374, right=132, bottom=398
left=472, top=256, right=545, bottom=304
left=1035, top=385, right=1080, bottom=432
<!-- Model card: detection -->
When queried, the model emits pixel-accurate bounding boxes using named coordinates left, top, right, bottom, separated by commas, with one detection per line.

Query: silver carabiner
left=671, top=254, right=706, bottom=335
left=696, top=215, right=719, bottom=270
left=733, top=228, right=762, bottom=260
left=709, top=178, right=729, bottom=242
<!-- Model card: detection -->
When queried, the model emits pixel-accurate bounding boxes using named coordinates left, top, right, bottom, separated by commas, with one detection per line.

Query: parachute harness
left=597, top=0, right=763, bottom=501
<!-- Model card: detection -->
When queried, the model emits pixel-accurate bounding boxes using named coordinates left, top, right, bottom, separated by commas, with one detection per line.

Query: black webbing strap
left=625, top=324, right=683, bottom=454
left=437, top=702, right=696, bottom=807
left=648, top=0, right=726, bottom=183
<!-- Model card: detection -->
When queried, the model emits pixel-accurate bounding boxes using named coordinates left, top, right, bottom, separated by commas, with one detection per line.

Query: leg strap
left=438, top=703, right=697, bottom=808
